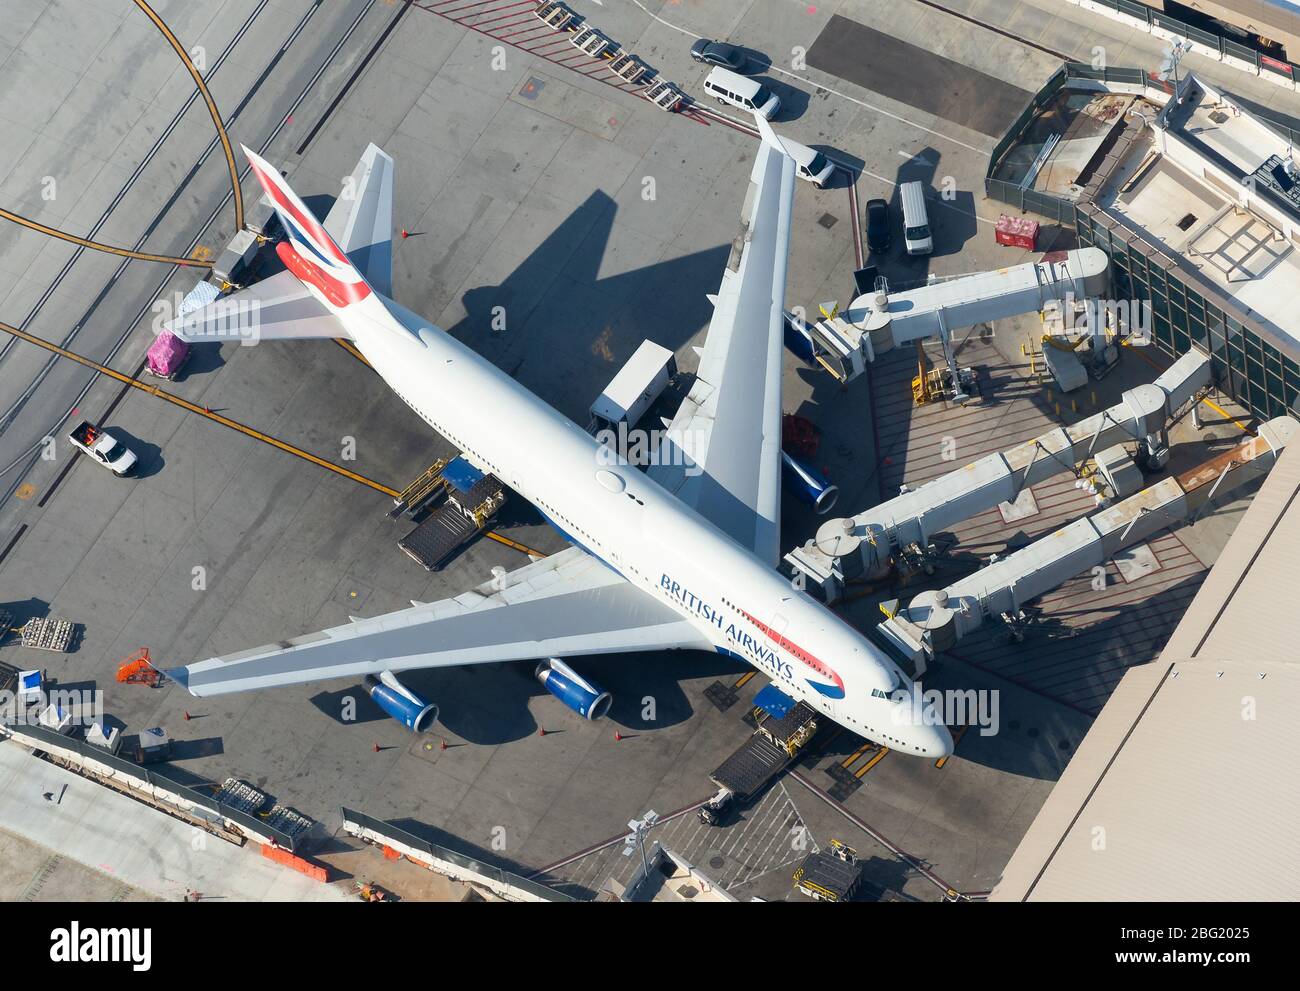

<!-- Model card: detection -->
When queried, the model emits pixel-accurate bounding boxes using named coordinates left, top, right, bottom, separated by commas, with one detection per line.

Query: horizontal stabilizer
left=165, top=270, right=349, bottom=343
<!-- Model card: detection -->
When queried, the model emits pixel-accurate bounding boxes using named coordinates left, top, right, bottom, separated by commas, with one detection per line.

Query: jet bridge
left=803, top=247, right=1111, bottom=387
left=785, top=351, right=1212, bottom=601
left=876, top=416, right=1297, bottom=666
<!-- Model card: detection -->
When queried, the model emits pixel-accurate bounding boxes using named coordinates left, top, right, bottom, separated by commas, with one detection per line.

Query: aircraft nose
left=928, top=720, right=955, bottom=758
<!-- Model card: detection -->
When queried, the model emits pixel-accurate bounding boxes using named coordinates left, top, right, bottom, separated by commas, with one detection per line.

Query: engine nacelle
left=535, top=658, right=612, bottom=720
left=782, top=450, right=839, bottom=514
left=363, top=671, right=438, bottom=733
left=783, top=311, right=818, bottom=365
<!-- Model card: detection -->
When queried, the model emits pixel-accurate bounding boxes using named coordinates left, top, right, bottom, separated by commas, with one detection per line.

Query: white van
left=899, top=180, right=933, bottom=255
left=780, top=136, right=836, bottom=188
left=703, top=66, right=780, bottom=120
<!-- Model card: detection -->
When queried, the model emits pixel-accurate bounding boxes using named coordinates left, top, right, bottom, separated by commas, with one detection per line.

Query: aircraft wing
left=168, top=547, right=710, bottom=698
left=646, top=115, right=797, bottom=565
left=323, top=143, right=394, bottom=297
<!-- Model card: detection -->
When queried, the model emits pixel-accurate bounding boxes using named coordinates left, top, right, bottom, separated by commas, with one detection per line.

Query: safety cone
left=440, top=740, right=447, bottom=751
left=614, top=731, right=623, bottom=742
left=372, top=742, right=379, bottom=753
left=400, top=229, right=409, bottom=239
left=183, top=710, right=191, bottom=721
left=538, top=727, right=546, bottom=737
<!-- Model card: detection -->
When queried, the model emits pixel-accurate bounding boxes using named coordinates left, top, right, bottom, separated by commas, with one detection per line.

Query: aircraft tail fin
left=323, top=144, right=394, bottom=297
left=241, top=144, right=374, bottom=309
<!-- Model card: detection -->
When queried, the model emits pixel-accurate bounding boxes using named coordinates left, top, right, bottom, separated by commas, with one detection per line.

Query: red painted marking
left=276, top=241, right=370, bottom=308
left=740, top=610, right=844, bottom=693
left=247, top=158, right=349, bottom=266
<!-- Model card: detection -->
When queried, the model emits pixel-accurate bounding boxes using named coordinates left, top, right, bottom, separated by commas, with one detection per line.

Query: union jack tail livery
left=166, top=143, right=395, bottom=342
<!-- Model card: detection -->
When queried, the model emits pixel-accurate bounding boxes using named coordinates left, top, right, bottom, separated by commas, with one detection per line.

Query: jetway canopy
left=846, top=247, right=1111, bottom=348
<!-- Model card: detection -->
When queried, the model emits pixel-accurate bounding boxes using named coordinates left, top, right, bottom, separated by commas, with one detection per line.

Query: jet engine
left=781, top=450, right=839, bottom=514
left=535, top=658, right=612, bottom=720
left=363, top=671, right=439, bottom=733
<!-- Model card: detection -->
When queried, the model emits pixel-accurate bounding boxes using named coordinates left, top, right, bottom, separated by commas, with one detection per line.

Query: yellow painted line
left=840, top=741, right=871, bottom=769
left=0, top=320, right=399, bottom=498
left=0, top=207, right=210, bottom=268
left=935, top=725, right=970, bottom=769
left=133, top=0, right=243, bottom=232
left=1121, top=339, right=1251, bottom=434
left=334, top=338, right=371, bottom=367
left=733, top=670, right=756, bottom=690
left=2, top=325, right=546, bottom=564
left=855, top=746, right=889, bottom=778
left=1198, top=395, right=1251, bottom=433
left=483, top=530, right=542, bottom=557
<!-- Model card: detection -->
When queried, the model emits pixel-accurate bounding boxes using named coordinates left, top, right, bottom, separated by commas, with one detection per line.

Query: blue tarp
left=442, top=455, right=486, bottom=494
left=753, top=684, right=796, bottom=719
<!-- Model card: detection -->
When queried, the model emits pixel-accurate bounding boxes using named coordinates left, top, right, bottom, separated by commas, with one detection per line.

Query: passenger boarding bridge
left=876, top=415, right=1297, bottom=666
left=798, top=246, right=1111, bottom=391
left=786, top=352, right=1213, bottom=601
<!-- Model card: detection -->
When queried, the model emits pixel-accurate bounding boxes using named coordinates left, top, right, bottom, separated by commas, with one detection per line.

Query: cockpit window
left=872, top=672, right=910, bottom=703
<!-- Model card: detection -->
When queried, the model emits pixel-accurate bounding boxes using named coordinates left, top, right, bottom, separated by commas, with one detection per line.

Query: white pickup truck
left=67, top=421, right=137, bottom=476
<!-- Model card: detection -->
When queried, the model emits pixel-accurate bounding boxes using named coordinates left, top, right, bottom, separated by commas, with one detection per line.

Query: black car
left=690, top=38, right=748, bottom=72
left=866, top=198, right=892, bottom=254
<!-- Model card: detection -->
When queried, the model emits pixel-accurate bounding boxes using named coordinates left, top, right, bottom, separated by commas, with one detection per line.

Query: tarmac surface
left=0, top=0, right=1296, bottom=901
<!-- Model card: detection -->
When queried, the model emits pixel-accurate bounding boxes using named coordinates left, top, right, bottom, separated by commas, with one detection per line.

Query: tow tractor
left=698, top=686, right=818, bottom=826
left=67, top=422, right=137, bottom=476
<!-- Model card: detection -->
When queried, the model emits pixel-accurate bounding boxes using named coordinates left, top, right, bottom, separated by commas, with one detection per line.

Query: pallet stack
left=21, top=618, right=73, bottom=652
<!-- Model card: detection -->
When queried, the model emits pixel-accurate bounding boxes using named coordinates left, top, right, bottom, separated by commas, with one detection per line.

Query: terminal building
left=988, top=64, right=1300, bottom=423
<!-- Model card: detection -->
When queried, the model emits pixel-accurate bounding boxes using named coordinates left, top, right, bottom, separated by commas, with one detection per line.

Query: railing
left=983, top=62, right=1143, bottom=223
left=1086, top=0, right=1300, bottom=82
left=2, top=721, right=305, bottom=850
left=984, top=61, right=1299, bottom=224
left=341, top=806, right=577, bottom=902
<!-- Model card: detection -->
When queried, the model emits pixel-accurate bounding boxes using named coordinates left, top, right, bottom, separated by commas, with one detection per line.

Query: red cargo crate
left=995, top=214, right=1039, bottom=250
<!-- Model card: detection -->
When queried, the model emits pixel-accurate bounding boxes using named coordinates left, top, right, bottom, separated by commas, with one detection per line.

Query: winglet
left=752, top=111, right=787, bottom=155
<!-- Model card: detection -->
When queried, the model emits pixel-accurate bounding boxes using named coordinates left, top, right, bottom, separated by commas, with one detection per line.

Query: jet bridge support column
left=876, top=416, right=1298, bottom=665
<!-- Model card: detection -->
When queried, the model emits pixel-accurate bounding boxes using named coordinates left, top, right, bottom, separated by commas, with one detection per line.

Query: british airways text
left=659, top=574, right=794, bottom=681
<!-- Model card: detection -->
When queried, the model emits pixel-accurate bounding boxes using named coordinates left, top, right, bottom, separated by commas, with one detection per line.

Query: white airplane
left=165, top=118, right=953, bottom=758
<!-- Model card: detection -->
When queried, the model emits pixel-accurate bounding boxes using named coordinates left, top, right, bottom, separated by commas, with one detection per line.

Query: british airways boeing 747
left=166, top=118, right=953, bottom=758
